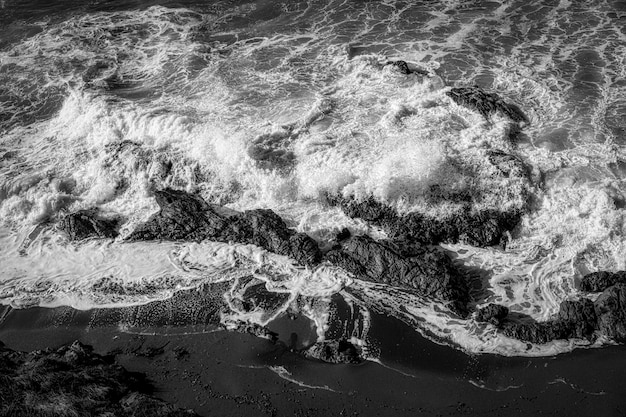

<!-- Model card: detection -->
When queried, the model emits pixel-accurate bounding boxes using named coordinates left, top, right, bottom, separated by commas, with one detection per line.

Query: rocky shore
left=58, top=186, right=626, bottom=352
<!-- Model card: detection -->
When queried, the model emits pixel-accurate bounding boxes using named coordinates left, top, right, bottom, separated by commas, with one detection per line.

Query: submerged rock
left=0, top=340, right=199, bottom=416
left=475, top=303, right=509, bottom=326
left=302, top=339, right=363, bottom=364
left=385, top=60, right=428, bottom=76
left=580, top=271, right=626, bottom=292
left=325, top=235, right=469, bottom=315
left=59, top=209, right=119, bottom=240
left=327, top=194, right=522, bottom=247
left=446, top=86, right=529, bottom=124
left=127, top=188, right=321, bottom=266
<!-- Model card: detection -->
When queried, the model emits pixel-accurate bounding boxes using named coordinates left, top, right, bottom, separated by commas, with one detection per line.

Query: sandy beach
left=2, top=285, right=625, bottom=416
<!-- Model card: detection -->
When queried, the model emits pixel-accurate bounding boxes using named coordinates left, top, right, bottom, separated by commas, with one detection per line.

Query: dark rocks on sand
left=475, top=303, right=509, bottom=326
left=325, top=235, right=469, bottom=315
left=580, top=271, right=626, bottom=292
left=59, top=209, right=119, bottom=240
left=127, top=188, right=321, bottom=266
left=446, top=86, right=529, bottom=124
left=0, top=340, right=199, bottom=416
left=327, top=194, right=522, bottom=247
left=302, top=339, right=363, bottom=364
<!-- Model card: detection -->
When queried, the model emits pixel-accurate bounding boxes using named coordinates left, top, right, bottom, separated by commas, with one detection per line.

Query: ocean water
left=0, top=0, right=625, bottom=356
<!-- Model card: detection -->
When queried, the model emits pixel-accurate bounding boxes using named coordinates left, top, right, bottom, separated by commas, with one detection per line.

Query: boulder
left=302, top=339, right=363, bottom=364
left=325, top=235, right=469, bottom=315
left=385, top=60, right=428, bottom=76
left=0, top=340, right=199, bottom=416
left=580, top=271, right=626, bottom=292
left=327, top=194, right=522, bottom=247
left=127, top=188, right=321, bottom=266
left=475, top=303, right=509, bottom=326
left=446, top=86, right=529, bottom=123
left=557, top=299, right=598, bottom=339
left=59, top=210, right=119, bottom=240
left=594, top=283, right=626, bottom=342
left=502, top=320, right=571, bottom=344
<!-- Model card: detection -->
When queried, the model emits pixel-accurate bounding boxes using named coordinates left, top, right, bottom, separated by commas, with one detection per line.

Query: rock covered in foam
left=0, top=340, right=199, bottom=416
left=328, top=194, right=522, bottom=247
left=446, top=86, right=529, bottom=124
left=59, top=209, right=119, bottom=240
left=325, top=235, right=469, bottom=315
left=126, top=188, right=321, bottom=266
left=302, top=339, right=363, bottom=364
left=580, top=271, right=626, bottom=292
left=384, top=60, right=428, bottom=76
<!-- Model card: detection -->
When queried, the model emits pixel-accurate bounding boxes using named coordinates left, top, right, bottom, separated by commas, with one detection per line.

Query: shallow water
left=0, top=0, right=625, bottom=356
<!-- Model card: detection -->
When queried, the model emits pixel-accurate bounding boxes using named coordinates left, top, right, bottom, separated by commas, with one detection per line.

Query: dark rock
left=500, top=298, right=598, bottom=344
left=581, top=271, right=626, bottom=292
left=475, top=303, right=509, bottom=326
left=327, top=194, right=522, bottom=247
left=0, top=340, right=200, bottom=416
left=127, top=188, right=321, bottom=266
left=302, top=339, right=363, bottom=364
left=446, top=86, right=529, bottom=123
left=59, top=209, right=119, bottom=240
left=385, top=60, right=428, bottom=75
left=594, top=283, right=626, bottom=342
left=502, top=320, right=571, bottom=344
left=230, top=321, right=279, bottom=343
left=557, top=299, right=598, bottom=339
left=325, top=235, right=469, bottom=315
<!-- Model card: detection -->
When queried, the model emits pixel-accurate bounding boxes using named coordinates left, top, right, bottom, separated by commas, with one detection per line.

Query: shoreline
left=2, top=291, right=625, bottom=416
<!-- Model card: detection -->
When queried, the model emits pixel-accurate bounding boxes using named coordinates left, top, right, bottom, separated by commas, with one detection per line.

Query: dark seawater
left=1, top=0, right=626, bottom=390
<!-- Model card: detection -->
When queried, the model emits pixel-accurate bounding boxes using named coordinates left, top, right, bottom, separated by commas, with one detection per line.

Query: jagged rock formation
left=126, top=188, right=321, bottom=266
left=0, top=340, right=199, bottom=416
left=302, top=339, right=363, bottom=364
left=59, top=209, right=119, bottom=240
left=385, top=60, right=428, bottom=76
left=446, top=86, right=529, bottom=123
left=475, top=303, right=509, bottom=327
left=595, top=283, right=626, bottom=342
left=580, top=271, right=626, bottom=292
left=327, top=194, right=522, bottom=247
left=481, top=281, right=626, bottom=344
left=325, top=235, right=469, bottom=315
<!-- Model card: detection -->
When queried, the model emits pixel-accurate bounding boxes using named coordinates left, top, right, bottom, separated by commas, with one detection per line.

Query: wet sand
left=1, top=289, right=625, bottom=417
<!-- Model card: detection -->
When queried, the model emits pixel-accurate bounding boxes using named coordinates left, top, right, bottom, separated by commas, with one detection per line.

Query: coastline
left=2, top=288, right=625, bottom=416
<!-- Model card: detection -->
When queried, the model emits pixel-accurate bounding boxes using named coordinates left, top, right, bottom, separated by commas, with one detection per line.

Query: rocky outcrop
left=385, top=60, right=428, bottom=76
left=59, top=209, right=119, bottom=240
left=580, top=271, right=626, bottom=292
left=327, top=194, right=522, bottom=247
left=325, top=235, right=469, bottom=315
left=482, top=283, right=626, bottom=345
left=126, top=188, right=321, bottom=266
left=302, top=339, right=363, bottom=364
left=595, top=283, right=626, bottom=342
left=475, top=303, right=509, bottom=326
left=446, top=86, right=529, bottom=123
left=0, top=340, right=199, bottom=416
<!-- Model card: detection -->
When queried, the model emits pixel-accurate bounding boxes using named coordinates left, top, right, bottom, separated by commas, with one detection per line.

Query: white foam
left=1, top=2, right=626, bottom=358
